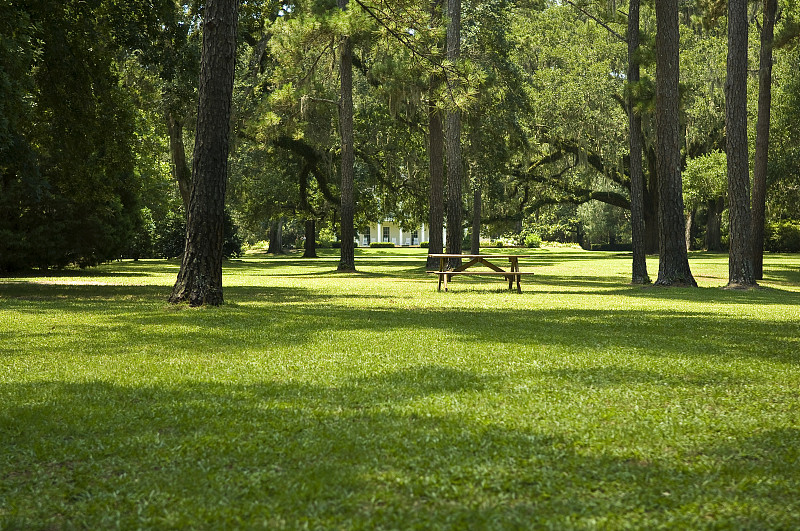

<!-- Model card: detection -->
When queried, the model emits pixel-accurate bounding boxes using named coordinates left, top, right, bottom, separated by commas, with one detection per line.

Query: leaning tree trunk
left=169, top=0, right=238, bottom=306
left=166, top=111, right=192, bottom=213
left=654, top=0, right=696, bottom=287
left=752, top=0, right=777, bottom=280
left=445, top=0, right=463, bottom=270
left=426, top=0, right=445, bottom=271
left=627, top=0, right=650, bottom=284
left=726, top=0, right=757, bottom=287
left=337, top=0, right=356, bottom=272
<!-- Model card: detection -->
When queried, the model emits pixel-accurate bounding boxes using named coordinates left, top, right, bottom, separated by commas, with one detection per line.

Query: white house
left=354, top=219, right=446, bottom=247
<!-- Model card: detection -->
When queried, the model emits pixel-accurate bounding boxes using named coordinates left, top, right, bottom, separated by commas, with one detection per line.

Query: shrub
left=765, top=220, right=800, bottom=252
left=370, top=242, right=395, bottom=248
left=420, top=241, right=429, bottom=248
left=524, top=233, right=542, bottom=248
left=490, top=240, right=505, bottom=248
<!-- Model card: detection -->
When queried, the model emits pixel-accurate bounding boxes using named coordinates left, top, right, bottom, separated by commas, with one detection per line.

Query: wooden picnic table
left=427, top=253, right=533, bottom=293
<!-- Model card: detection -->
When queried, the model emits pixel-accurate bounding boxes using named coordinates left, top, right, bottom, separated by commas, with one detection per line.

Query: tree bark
left=752, top=0, right=777, bottom=280
left=426, top=1, right=445, bottom=271
left=337, top=0, right=356, bottom=272
left=166, top=111, right=192, bottom=213
left=706, top=197, right=724, bottom=251
left=726, top=0, right=757, bottom=287
left=627, top=0, right=650, bottom=284
left=169, top=0, right=238, bottom=306
left=445, top=0, right=463, bottom=269
left=303, top=219, right=317, bottom=258
left=654, top=0, right=696, bottom=287
left=471, top=182, right=481, bottom=255
left=267, top=218, right=283, bottom=254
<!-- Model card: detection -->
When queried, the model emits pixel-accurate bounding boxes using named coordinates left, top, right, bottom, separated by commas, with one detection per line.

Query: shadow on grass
left=1, top=374, right=798, bottom=528
left=2, top=281, right=797, bottom=366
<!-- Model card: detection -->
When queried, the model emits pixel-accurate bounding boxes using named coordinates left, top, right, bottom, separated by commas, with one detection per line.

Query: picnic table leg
left=437, top=272, right=443, bottom=291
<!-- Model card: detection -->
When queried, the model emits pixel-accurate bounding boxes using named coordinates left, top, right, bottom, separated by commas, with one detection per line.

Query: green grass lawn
left=1, top=247, right=799, bottom=529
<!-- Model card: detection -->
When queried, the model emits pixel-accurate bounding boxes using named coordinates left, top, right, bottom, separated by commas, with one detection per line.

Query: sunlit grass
left=1, top=247, right=799, bottom=529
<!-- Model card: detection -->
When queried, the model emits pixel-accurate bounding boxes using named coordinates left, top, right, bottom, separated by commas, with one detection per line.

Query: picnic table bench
left=427, top=253, right=534, bottom=293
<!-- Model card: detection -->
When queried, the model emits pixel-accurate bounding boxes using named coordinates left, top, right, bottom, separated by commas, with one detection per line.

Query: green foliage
left=419, top=241, right=429, bottom=248
left=765, top=220, right=800, bottom=252
left=683, top=150, right=727, bottom=210
left=524, top=232, right=542, bottom=248
left=369, top=242, right=395, bottom=248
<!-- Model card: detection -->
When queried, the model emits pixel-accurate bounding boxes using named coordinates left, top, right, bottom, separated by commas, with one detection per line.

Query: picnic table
left=427, top=253, right=533, bottom=293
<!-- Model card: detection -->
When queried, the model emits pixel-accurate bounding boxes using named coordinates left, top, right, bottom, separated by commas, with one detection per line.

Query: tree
left=752, top=0, right=778, bottom=280
left=726, top=0, right=757, bottom=287
left=445, top=0, right=463, bottom=267
left=337, top=0, right=357, bottom=272
left=427, top=0, right=446, bottom=270
left=654, top=0, right=696, bottom=286
left=169, top=0, right=239, bottom=306
left=627, top=0, right=650, bottom=284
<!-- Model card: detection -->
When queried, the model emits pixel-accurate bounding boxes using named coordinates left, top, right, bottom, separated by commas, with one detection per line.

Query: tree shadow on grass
left=1, top=373, right=798, bottom=529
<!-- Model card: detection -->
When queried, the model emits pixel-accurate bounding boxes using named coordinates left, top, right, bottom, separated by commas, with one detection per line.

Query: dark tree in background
left=627, top=0, right=649, bottom=284
left=654, top=0, right=696, bottom=287
left=337, top=0, right=356, bottom=272
left=169, top=0, right=238, bottom=306
left=445, top=0, right=463, bottom=268
left=752, top=0, right=778, bottom=280
left=726, top=0, right=757, bottom=288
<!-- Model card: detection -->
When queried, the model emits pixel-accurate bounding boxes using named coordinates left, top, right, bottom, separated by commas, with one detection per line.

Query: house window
left=364, top=233, right=370, bottom=245
left=411, top=230, right=418, bottom=245
left=383, top=227, right=390, bottom=242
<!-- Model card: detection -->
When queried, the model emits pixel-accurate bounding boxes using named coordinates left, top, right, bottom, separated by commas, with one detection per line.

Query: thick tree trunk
left=654, top=0, right=696, bottom=287
left=337, top=0, right=356, bottom=272
left=471, top=183, right=481, bottom=255
left=644, top=146, right=660, bottom=254
left=166, top=112, right=192, bottom=213
left=169, top=0, right=238, bottom=306
left=752, top=0, right=777, bottom=280
left=303, top=219, right=317, bottom=258
left=445, top=0, right=462, bottom=270
left=426, top=5, right=445, bottom=271
left=706, top=197, right=724, bottom=251
left=627, top=0, right=650, bottom=284
left=726, top=0, right=757, bottom=287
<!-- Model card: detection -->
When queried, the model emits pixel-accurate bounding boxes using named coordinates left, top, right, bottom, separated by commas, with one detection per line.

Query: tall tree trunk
left=471, top=182, right=481, bottom=255
left=644, top=147, right=660, bottom=254
left=726, top=0, right=757, bottom=287
left=169, top=0, right=238, bottom=306
left=303, top=219, right=317, bottom=258
left=426, top=0, right=445, bottom=271
left=337, top=0, right=356, bottom=272
left=627, top=0, right=650, bottom=284
left=267, top=219, right=283, bottom=254
left=752, top=0, right=777, bottom=280
left=166, top=111, right=191, bottom=213
left=685, top=208, right=696, bottom=251
left=706, top=197, right=724, bottom=251
left=654, top=0, right=696, bottom=287
left=445, top=0, right=462, bottom=269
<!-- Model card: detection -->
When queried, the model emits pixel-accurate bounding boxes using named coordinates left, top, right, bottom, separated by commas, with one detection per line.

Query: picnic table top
left=427, top=253, right=531, bottom=259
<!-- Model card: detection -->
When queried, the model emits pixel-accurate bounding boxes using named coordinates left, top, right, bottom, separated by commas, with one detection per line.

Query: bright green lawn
left=1, top=247, right=799, bottom=529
